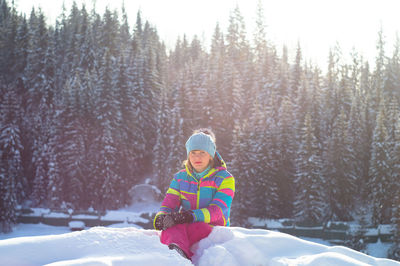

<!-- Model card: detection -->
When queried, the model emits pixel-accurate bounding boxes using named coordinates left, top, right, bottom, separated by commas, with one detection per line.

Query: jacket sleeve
left=153, top=175, right=181, bottom=229
left=192, top=174, right=235, bottom=226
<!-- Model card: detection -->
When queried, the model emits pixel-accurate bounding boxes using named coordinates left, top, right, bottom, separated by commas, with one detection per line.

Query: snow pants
left=160, top=222, right=212, bottom=258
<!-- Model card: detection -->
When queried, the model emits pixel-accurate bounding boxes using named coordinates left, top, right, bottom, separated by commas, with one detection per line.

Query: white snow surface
left=0, top=225, right=399, bottom=266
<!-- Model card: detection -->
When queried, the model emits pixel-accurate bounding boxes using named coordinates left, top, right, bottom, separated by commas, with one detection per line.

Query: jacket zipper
left=196, top=180, right=201, bottom=209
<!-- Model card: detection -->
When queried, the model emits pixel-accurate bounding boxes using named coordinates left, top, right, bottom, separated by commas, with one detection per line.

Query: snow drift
left=0, top=226, right=398, bottom=266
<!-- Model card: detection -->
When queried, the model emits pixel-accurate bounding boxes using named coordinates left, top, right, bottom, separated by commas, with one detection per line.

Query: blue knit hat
left=185, top=132, right=216, bottom=158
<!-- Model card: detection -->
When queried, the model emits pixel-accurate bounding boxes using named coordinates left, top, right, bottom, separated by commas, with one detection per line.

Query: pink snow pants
left=160, top=222, right=212, bottom=258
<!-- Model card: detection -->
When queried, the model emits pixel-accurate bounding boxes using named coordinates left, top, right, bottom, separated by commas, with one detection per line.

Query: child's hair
left=183, top=128, right=222, bottom=171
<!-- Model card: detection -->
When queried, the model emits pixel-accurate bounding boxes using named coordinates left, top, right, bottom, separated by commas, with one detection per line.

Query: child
left=153, top=128, right=235, bottom=260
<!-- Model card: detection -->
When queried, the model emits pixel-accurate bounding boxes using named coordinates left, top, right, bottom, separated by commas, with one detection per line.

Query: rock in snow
left=0, top=226, right=399, bottom=266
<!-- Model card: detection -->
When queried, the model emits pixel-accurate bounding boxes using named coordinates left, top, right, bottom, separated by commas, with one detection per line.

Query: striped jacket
left=154, top=152, right=235, bottom=227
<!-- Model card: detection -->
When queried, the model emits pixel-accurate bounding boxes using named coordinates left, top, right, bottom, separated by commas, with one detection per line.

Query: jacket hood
left=215, top=151, right=227, bottom=170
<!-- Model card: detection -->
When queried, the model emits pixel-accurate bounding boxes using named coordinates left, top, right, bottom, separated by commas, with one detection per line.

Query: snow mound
left=0, top=226, right=398, bottom=266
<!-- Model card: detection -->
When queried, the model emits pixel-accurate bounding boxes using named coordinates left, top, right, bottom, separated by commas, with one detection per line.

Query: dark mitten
left=154, top=214, right=165, bottom=231
left=162, top=214, right=175, bottom=230
left=172, top=210, right=194, bottom=224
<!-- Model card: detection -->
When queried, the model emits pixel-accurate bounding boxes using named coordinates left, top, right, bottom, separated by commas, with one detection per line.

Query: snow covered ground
left=0, top=223, right=399, bottom=266
left=1, top=195, right=399, bottom=266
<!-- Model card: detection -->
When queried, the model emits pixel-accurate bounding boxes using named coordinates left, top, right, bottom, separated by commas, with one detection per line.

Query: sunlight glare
left=13, top=0, right=400, bottom=68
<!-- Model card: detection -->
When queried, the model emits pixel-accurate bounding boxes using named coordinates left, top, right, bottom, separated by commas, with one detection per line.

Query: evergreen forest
left=0, top=0, right=399, bottom=258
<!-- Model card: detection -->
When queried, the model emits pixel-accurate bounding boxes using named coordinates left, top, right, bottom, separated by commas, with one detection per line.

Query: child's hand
left=172, top=210, right=194, bottom=224
left=154, top=214, right=165, bottom=230
left=155, top=210, right=193, bottom=231
left=163, top=214, right=175, bottom=229
left=155, top=214, right=175, bottom=230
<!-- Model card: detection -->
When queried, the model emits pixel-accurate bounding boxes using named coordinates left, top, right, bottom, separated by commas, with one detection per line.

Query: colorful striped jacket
left=154, top=152, right=235, bottom=228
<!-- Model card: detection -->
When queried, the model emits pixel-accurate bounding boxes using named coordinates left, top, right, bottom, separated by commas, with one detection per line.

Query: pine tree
left=322, top=48, right=340, bottom=138
left=290, top=42, right=302, bottom=100
left=207, top=24, right=229, bottom=156
left=116, top=54, right=145, bottom=202
left=1, top=82, right=25, bottom=203
left=223, top=5, right=251, bottom=152
left=359, top=62, right=374, bottom=199
left=263, top=113, right=281, bottom=219
left=218, top=57, right=240, bottom=158
left=153, top=88, right=173, bottom=192
left=294, top=113, right=325, bottom=224
left=308, top=66, right=323, bottom=144
left=100, top=7, right=120, bottom=59
left=118, top=2, right=131, bottom=57
left=0, top=0, right=12, bottom=80
left=251, top=100, right=280, bottom=219
left=230, top=121, right=245, bottom=210
left=0, top=163, right=17, bottom=233
left=134, top=21, right=162, bottom=168
left=252, top=0, right=267, bottom=65
left=323, top=110, right=356, bottom=221
left=338, top=64, right=353, bottom=114
left=168, top=80, right=186, bottom=174
left=391, top=33, right=400, bottom=103
left=89, top=50, right=123, bottom=210
left=13, top=15, right=29, bottom=77
left=389, top=116, right=400, bottom=259
left=207, top=23, right=225, bottom=126
left=76, top=4, right=94, bottom=75
left=0, top=1, right=24, bottom=83
left=46, top=113, right=63, bottom=209
left=188, top=37, right=209, bottom=129
left=275, top=98, right=296, bottom=217
left=226, top=5, right=249, bottom=74
left=346, top=91, right=366, bottom=193
left=24, top=8, right=54, bottom=207
left=0, top=88, right=23, bottom=233
left=57, top=75, right=87, bottom=208
left=386, top=94, right=399, bottom=146
left=230, top=120, right=256, bottom=222
left=252, top=0, right=270, bottom=116
left=372, top=26, right=386, bottom=114
left=25, top=8, right=49, bottom=108
left=65, top=2, right=83, bottom=73
left=369, top=100, right=392, bottom=225
left=349, top=49, right=362, bottom=96
left=391, top=113, right=400, bottom=225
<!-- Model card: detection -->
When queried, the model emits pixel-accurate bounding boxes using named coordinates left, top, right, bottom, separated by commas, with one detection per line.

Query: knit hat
left=185, top=132, right=216, bottom=158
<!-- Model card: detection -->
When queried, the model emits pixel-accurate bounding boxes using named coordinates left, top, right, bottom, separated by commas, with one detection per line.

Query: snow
left=1, top=200, right=399, bottom=265
left=248, top=217, right=292, bottom=229
left=0, top=225, right=399, bottom=266
left=100, top=210, right=148, bottom=223
left=68, top=221, right=85, bottom=230
left=0, top=223, right=70, bottom=240
left=379, top=225, right=395, bottom=235
left=367, top=239, right=394, bottom=259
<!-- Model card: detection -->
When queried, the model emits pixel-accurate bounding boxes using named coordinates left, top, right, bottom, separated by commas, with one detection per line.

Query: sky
left=13, top=0, right=400, bottom=69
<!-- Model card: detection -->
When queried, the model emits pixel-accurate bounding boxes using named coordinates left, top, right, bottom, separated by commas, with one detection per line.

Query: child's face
left=189, top=150, right=212, bottom=173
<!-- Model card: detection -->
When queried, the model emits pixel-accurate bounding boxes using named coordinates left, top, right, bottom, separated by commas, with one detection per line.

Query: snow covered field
left=1, top=198, right=399, bottom=266
left=0, top=223, right=399, bottom=266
